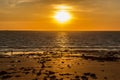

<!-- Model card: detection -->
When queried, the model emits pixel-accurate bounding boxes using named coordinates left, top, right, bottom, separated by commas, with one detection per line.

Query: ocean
left=0, top=31, right=120, bottom=52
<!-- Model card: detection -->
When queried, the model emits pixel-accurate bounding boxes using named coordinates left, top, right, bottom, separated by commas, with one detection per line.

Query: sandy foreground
left=0, top=51, right=120, bottom=80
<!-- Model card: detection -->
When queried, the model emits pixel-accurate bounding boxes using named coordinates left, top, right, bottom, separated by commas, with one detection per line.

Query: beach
left=0, top=49, right=120, bottom=80
left=0, top=31, right=120, bottom=80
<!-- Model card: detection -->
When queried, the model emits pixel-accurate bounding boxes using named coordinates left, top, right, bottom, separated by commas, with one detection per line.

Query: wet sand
left=0, top=51, right=120, bottom=80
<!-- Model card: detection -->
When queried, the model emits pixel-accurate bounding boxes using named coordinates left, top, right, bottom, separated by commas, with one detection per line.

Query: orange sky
left=0, top=0, right=120, bottom=31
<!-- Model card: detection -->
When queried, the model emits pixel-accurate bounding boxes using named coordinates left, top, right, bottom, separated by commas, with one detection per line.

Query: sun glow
left=53, top=5, right=72, bottom=24
left=55, top=5, right=73, bottom=10
left=54, top=10, right=71, bottom=23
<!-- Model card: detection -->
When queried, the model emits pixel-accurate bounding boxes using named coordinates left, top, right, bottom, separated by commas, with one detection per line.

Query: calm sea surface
left=0, top=31, right=120, bottom=52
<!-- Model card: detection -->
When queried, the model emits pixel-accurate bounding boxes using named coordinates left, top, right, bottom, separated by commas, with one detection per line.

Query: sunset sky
left=0, top=0, right=120, bottom=31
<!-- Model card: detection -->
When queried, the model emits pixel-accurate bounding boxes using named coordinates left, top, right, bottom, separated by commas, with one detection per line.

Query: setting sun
left=54, top=10, right=71, bottom=23
left=53, top=5, right=72, bottom=24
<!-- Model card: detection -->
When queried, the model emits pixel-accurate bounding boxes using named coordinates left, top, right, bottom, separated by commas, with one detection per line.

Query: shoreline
left=0, top=51, right=120, bottom=80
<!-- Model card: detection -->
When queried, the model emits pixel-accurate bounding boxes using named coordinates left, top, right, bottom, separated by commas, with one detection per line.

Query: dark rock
left=59, top=73, right=72, bottom=76
left=36, top=71, right=41, bottom=76
left=46, top=66, right=52, bottom=68
left=7, top=68, right=15, bottom=71
left=32, top=69, right=36, bottom=74
left=61, top=61, right=64, bottom=63
left=10, top=61, right=14, bottom=63
left=43, top=76, right=48, bottom=80
left=75, top=75, right=80, bottom=79
left=24, top=72, right=29, bottom=74
left=104, top=77, right=108, bottom=80
left=49, top=75, right=56, bottom=80
left=17, top=60, right=21, bottom=62
left=1, top=75, right=12, bottom=79
left=60, top=78, right=63, bottom=80
left=0, top=71, right=8, bottom=75
left=33, top=78, right=38, bottom=80
left=90, top=73, right=97, bottom=79
left=81, top=76, right=88, bottom=80
left=15, top=75, right=21, bottom=77
left=20, top=67, right=24, bottom=70
left=67, top=64, right=71, bottom=68
left=101, top=70, right=104, bottom=72
left=48, top=71, right=55, bottom=75
left=81, top=54, right=119, bottom=62
left=83, top=73, right=90, bottom=76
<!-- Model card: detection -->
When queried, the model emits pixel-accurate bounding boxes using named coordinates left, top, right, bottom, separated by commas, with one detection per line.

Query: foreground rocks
left=0, top=51, right=120, bottom=80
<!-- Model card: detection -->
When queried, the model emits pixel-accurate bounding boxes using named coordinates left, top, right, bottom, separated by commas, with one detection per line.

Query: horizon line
left=0, top=30, right=120, bottom=32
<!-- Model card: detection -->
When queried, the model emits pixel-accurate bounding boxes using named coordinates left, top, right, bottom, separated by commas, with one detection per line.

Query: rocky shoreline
left=0, top=51, right=120, bottom=80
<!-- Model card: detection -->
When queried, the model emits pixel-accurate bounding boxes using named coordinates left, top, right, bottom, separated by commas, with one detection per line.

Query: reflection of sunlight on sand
left=46, top=57, right=75, bottom=78
left=56, top=32, right=69, bottom=48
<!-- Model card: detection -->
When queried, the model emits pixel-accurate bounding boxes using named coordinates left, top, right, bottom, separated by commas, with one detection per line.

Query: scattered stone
left=46, top=66, right=52, bottom=68
left=7, top=68, right=16, bottom=71
left=24, top=71, right=29, bottom=74
left=15, top=75, right=21, bottom=77
left=41, top=63, right=45, bottom=68
left=33, top=78, right=38, bottom=80
left=81, top=54, right=119, bottom=61
left=59, top=78, right=63, bottom=80
left=67, top=64, right=71, bottom=68
left=81, top=76, right=88, bottom=80
left=101, top=70, right=104, bottom=72
left=104, top=77, right=108, bottom=80
left=48, top=71, right=55, bottom=75
left=75, top=75, right=80, bottom=79
left=1, top=75, right=12, bottom=79
left=61, top=61, right=64, bottom=63
left=17, top=60, right=21, bottom=62
left=20, top=67, right=24, bottom=70
left=32, top=69, right=36, bottom=74
left=43, top=76, right=48, bottom=80
left=90, top=73, right=97, bottom=79
left=59, top=73, right=72, bottom=76
left=49, top=75, right=56, bottom=80
left=46, top=59, right=52, bottom=61
left=10, top=61, right=14, bottom=63
left=0, top=71, right=8, bottom=75
left=36, top=71, right=41, bottom=76
left=74, top=72, right=77, bottom=73
left=60, top=67, right=64, bottom=69
left=10, top=60, right=21, bottom=63
left=83, top=72, right=90, bottom=76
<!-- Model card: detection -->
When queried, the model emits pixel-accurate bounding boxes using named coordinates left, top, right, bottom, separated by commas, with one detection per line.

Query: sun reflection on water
left=56, top=32, right=69, bottom=48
